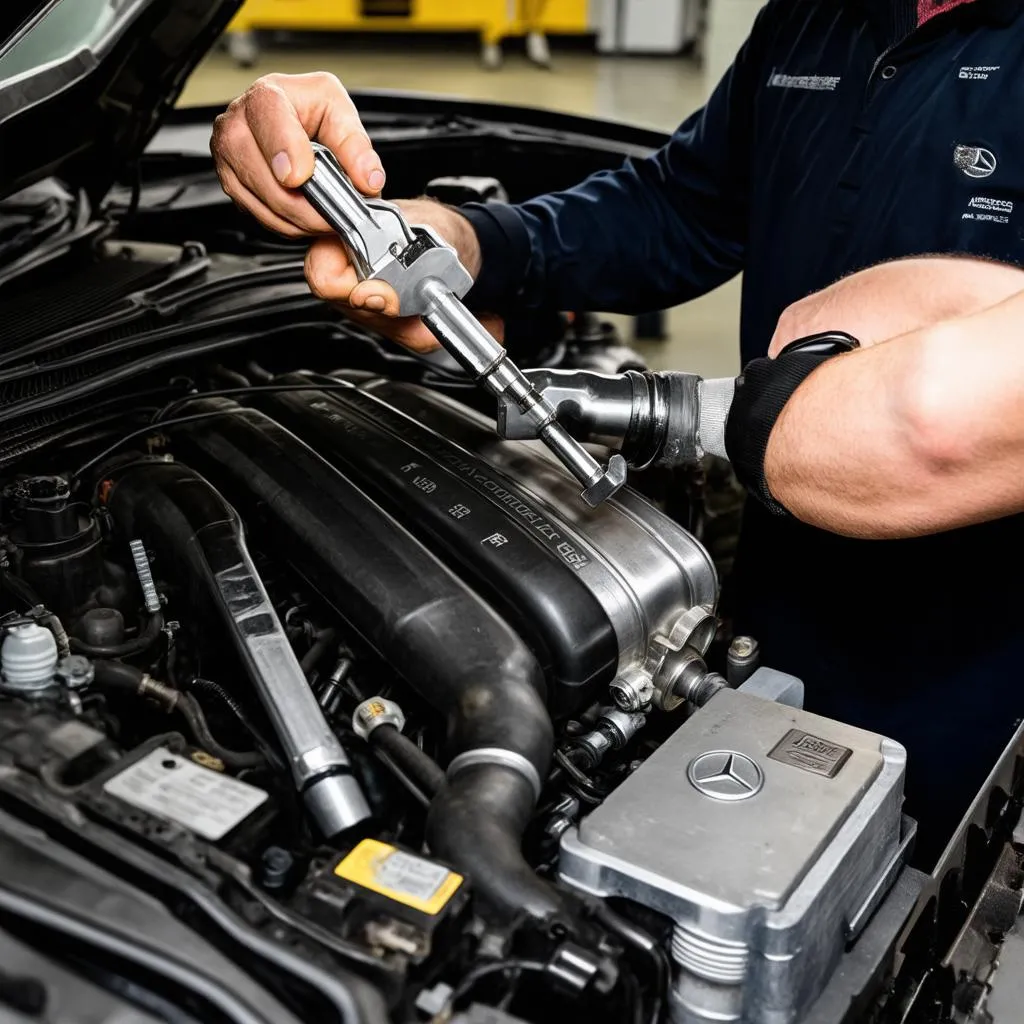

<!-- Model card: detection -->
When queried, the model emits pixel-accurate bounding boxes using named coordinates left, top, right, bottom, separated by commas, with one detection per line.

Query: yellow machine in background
left=225, top=0, right=591, bottom=68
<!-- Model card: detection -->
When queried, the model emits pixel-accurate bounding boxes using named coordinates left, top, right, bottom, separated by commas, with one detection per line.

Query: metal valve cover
left=558, top=687, right=908, bottom=1023
left=260, top=374, right=717, bottom=714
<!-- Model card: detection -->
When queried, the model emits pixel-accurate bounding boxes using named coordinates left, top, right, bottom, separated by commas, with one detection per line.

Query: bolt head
left=55, top=655, right=94, bottom=690
left=609, top=680, right=635, bottom=711
left=609, top=677, right=652, bottom=712
left=729, top=636, right=757, bottom=658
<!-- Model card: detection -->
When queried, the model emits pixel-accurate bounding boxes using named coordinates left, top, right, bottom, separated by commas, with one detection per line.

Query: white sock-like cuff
left=697, top=377, right=735, bottom=460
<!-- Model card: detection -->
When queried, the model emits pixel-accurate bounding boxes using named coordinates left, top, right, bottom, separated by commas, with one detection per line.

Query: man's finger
left=224, top=123, right=334, bottom=234
left=213, top=105, right=331, bottom=235
left=262, top=72, right=385, bottom=196
left=305, top=237, right=360, bottom=302
left=349, top=279, right=402, bottom=315
left=237, top=78, right=318, bottom=189
left=216, top=164, right=308, bottom=239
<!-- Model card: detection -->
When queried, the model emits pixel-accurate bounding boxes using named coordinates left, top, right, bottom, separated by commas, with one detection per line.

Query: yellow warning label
left=334, top=839, right=463, bottom=916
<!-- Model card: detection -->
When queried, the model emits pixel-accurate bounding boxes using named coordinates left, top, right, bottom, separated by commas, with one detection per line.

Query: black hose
left=368, top=725, right=446, bottom=802
left=428, top=764, right=568, bottom=923
left=91, top=661, right=264, bottom=770
left=70, top=610, right=164, bottom=658
left=300, top=628, right=338, bottom=677
left=92, top=659, right=149, bottom=696
left=188, top=677, right=285, bottom=773
left=176, top=694, right=265, bottom=770
left=171, top=402, right=563, bottom=924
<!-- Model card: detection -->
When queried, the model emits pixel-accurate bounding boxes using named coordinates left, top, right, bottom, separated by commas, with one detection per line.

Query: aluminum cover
left=558, top=688, right=907, bottom=1024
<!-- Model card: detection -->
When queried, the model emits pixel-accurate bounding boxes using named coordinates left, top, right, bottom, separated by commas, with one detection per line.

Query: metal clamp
left=447, top=747, right=542, bottom=800
left=301, top=145, right=627, bottom=508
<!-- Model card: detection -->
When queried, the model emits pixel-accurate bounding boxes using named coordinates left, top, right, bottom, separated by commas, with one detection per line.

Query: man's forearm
left=764, top=290, right=1024, bottom=538
left=769, top=255, right=1024, bottom=354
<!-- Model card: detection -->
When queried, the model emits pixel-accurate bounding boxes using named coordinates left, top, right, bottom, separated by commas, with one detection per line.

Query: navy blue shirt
left=463, top=0, right=1024, bottom=863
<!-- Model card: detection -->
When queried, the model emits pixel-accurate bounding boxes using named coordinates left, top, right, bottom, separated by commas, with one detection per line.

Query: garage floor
left=182, top=41, right=742, bottom=378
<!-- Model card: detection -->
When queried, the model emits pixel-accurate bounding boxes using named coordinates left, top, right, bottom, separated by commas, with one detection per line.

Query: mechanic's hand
left=211, top=72, right=485, bottom=353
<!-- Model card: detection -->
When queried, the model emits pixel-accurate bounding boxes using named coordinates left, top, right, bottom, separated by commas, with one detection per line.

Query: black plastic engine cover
left=261, top=375, right=619, bottom=712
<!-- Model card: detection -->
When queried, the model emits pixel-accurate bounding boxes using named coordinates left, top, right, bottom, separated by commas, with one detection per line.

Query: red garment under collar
left=918, top=0, right=977, bottom=24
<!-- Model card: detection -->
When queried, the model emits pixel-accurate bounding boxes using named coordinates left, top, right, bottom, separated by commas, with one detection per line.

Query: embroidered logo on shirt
left=767, top=70, right=841, bottom=92
left=958, top=65, right=999, bottom=80
left=962, top=196, right=1013, bottom=224
left=954, top=145, right=997, bottom=179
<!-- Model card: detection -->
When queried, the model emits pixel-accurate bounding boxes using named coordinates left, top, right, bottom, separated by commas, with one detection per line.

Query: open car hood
left=0, top=0, right=241, bottom=204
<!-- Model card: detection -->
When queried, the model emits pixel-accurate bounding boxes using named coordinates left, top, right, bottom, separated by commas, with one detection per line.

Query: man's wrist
left=440, top=206, right=483, bottom=278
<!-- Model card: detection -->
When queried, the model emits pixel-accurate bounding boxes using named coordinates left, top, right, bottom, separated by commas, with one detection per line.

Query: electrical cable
left=433, top=959, right=548, bottom=1023
left=73, top=379, right=421, bottom=484
left=70, top=409, right=254, bottom=484
left=552, top=749, right=607, bottom=804
left=591, top=902, right=669, bottom=1024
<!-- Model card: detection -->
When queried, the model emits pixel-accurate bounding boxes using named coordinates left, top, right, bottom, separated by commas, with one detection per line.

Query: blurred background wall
left=181, top=0, right=767, bottom=378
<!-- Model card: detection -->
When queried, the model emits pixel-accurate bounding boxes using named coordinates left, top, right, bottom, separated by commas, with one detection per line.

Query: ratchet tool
left=300, top=143, right=627, bottom=507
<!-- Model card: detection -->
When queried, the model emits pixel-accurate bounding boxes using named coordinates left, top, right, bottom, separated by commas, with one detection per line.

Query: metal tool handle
left=300, top=146, right=627, bottom=507
left=303, top=142, right=417, bottom=281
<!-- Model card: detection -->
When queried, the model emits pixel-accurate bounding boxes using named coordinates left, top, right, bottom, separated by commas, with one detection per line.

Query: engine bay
left=0, top=113, right=1020, bottom=1024
left=0, top=331, right=914, bottom=1024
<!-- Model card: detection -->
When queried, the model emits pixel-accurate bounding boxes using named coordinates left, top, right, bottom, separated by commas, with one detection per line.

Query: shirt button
left=880, top=64, right=897, bottom=80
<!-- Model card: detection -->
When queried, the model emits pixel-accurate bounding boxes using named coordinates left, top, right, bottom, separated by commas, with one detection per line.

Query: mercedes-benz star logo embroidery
left=954, top=144, right=997, bottom=179
left=687, top=750, right=765, bottom=802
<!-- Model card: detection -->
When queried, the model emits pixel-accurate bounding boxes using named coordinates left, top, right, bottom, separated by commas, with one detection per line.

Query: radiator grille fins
left=0, top=259, right=170, bottom=352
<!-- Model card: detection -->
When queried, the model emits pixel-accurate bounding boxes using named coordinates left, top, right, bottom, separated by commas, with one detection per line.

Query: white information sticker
left=103, top=747, right=268, bottom=841
left=374, top=850, right=452, bottom=902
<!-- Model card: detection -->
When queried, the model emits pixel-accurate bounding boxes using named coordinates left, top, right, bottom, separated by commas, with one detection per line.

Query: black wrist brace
left=725, top=332, right=860, bottom=515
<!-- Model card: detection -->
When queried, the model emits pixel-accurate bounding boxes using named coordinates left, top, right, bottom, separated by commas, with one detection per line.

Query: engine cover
left=262, top=374, right=718, bottom=713
left=557, top=687, right=908, bottom=1024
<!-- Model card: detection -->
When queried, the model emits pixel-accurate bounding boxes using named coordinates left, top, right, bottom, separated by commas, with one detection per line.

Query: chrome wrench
left=300, top=143, right=627, bottom=507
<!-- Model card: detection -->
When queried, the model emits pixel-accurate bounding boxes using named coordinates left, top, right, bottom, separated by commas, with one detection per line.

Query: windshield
left=0, top=0, right=124, bottom=83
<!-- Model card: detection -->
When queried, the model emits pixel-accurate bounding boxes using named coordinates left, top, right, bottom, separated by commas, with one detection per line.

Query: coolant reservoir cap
left=2, top=622, right=58, bottom=691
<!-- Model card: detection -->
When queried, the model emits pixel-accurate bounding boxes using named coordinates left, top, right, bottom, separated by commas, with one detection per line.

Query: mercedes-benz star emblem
left=687, top=750, right=764, bottom=802
left=954, top=144, right=997, bottom=179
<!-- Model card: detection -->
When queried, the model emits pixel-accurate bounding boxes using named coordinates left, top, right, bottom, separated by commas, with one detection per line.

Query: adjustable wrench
left=300, top=143, right=627, bottom=507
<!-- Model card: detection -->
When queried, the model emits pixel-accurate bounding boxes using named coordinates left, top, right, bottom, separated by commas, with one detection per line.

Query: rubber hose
left=369, top=725, right=446, bottom=801
left=70, top=610, right=164, bottom=658
left=92, top=658, right=149, bottom=695
left=189, top=676, right=285, bottom=773
left=92, top=662, right=264, bottom=770
left=300, top=628, right=338, bottom=677
left=176, top=694, right=265, bottom=770
left=427, top=763, right=570, bottom=924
